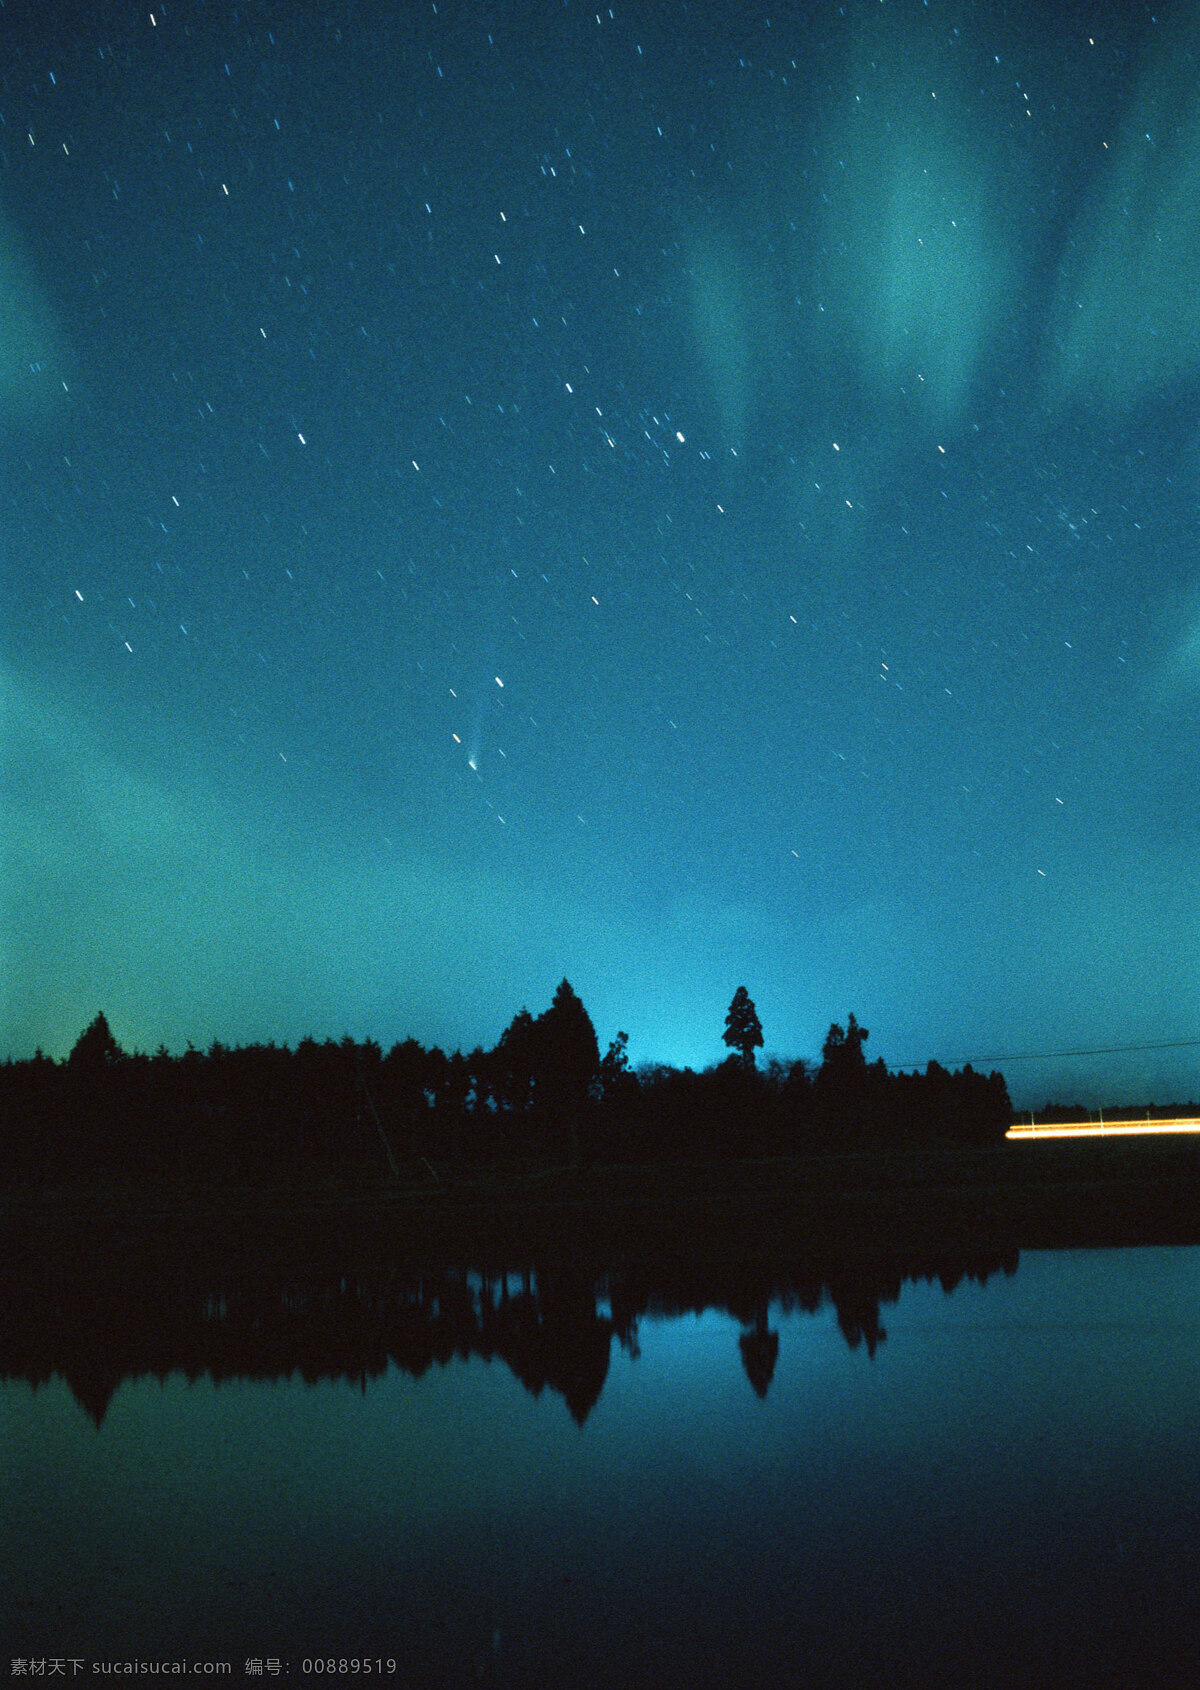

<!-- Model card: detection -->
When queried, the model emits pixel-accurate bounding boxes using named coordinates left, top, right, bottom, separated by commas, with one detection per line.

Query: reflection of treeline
left=0, top=989, right=1010, bottom=1184
left=0, top=1232, right=1018, bottom=1427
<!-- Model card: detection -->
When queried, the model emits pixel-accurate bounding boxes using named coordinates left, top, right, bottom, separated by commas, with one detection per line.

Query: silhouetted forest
left=0, top=987, right=1011, bottom=1184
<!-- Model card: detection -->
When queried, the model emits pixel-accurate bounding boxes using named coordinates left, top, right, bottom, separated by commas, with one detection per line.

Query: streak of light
left=1007, top=1118, right=1200, bottom=1139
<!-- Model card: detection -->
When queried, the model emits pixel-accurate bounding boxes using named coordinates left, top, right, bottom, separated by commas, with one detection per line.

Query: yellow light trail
left=1007, top=1118, right=1200, bottom=1140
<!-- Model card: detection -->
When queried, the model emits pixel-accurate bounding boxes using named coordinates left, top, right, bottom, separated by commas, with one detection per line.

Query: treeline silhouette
left=0, top=986, right=1011, bottom=1184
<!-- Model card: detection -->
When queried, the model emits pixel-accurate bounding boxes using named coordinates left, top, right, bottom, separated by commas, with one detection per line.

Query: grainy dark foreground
left=7, top=1138, right=1200, bottom=1273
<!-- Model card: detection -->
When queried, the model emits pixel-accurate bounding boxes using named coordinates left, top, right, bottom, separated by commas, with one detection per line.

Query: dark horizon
left=0, top=996, right=1013, bottom=1186
left=11, top=1005, right=1200, bottom=1119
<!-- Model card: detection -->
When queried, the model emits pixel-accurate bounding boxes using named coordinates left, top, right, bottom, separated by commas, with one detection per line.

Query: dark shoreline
left=8, top=1137, right=1200, bottom=1266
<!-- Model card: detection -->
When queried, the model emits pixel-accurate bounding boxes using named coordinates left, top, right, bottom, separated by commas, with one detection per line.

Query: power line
left=889, top=1037, right=1200, bottom=1071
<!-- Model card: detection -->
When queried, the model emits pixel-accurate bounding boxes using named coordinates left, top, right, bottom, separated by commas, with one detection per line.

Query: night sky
left=5, top=0, right=1200, bottom=1106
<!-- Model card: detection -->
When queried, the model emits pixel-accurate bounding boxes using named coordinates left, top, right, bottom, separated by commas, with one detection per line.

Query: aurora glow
left=4, top=0, right=1200, bottom=1107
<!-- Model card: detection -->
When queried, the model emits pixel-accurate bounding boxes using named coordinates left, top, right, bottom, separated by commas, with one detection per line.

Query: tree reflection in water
left=1, top=1234, right=1017, bottom=1426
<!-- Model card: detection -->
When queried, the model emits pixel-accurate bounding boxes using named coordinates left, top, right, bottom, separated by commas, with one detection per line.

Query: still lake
left=5, top=1244, right=1200, bottom=1687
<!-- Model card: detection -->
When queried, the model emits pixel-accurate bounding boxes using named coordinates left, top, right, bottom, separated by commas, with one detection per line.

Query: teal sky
left=4, top=0, right=1200, bottom=1105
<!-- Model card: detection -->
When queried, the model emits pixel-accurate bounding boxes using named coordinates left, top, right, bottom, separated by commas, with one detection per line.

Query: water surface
left=4, top=1245, right=1200, bottom=1686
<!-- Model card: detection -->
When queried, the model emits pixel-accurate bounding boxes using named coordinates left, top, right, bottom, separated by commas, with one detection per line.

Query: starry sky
left=5, top=0, right=1200, bottom=1106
